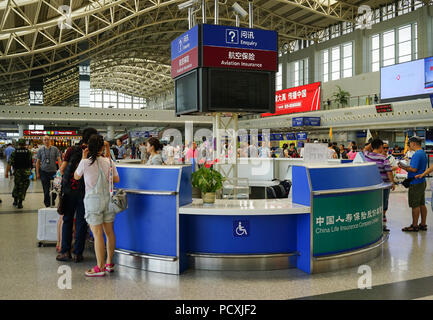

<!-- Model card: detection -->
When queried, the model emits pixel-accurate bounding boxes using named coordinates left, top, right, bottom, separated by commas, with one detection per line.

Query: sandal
left=105, top=263, right=115, bottom=273
left=85, top=266, right=105, bottom=277
left=419, top=224, right=428, bottom=231
left=402, top=225, right=419, bottom=232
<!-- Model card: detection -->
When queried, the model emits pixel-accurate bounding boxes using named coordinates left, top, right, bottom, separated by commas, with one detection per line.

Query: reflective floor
left=1, top=160, right=433, bottom=300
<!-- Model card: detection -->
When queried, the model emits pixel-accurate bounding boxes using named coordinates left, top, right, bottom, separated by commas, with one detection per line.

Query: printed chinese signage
left=171, top=25, right=199, bottom=78
left=312, top=190, right=383, bottom=256
left=262, top=82, right=321, bottom=117
left=202, top=24, right=278, bottom=72
left=24, top=130, right=79, bottom=136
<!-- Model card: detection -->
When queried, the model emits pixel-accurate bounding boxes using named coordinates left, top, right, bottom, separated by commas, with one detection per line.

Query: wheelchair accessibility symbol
left=233, top=220, right=249, bottom=237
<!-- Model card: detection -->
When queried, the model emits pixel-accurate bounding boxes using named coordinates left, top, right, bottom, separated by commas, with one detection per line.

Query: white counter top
left=179, top=199, right=310, bottom=215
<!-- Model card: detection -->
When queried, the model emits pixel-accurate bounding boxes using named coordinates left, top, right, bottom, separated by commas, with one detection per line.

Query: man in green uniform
left=5, top=139, right=33, bottom=209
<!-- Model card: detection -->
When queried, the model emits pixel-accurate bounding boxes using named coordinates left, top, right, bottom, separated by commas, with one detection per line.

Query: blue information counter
left=113, top=162, right=389, bottom=275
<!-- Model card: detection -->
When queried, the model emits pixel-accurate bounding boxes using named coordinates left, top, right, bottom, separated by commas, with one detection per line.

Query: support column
left=18, top=124, right=25, bottom=138
left=79, top=41, right=90, bottom=107
left=29, top=69, right=44, bottom=106
left=185, top=121, right=194, bottom=165
left=107, top=126, right=115, bottom=141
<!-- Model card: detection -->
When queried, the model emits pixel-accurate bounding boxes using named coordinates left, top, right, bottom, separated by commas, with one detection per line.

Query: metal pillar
left=188, top=7, right=194, bottom=29
left=249, top=1, right=253, bottom=28
left=214, top=0, right=219, bottom=24
left=202, top=0, right=206, bottom=23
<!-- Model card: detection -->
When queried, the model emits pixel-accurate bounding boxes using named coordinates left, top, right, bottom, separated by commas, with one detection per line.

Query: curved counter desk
left=113, top=162, right=389, bottom=274
left=180, top=199, right=310, bottom=271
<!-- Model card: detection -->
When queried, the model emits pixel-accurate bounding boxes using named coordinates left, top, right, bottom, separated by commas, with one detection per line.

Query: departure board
left=207, top=69, right=275, bottom=113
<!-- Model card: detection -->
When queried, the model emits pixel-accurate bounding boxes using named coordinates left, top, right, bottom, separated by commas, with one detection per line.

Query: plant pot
left=202, top=192, right=216, bottom=204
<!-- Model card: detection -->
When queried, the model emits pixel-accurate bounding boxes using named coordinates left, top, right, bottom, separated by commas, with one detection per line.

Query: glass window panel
left=322, top=50, right=328, bottom=64
left=343, top=68, right=352, bottom=78
left=372, top=35, right=379, bottom=50
left=398, top=41, right=411, bottom=57
left=399, top=55, right=411, bottom=63
left=331, top=60, right=339, bottom=72
left=372, top=62, right=380, bottom=72
left=331, top=71, right=340, bottom=80
left=331, top=46, right=340, bottom=60
left=383, top=58, right=395, bottom=66
left=343, top=43, right=352, bottom=57
left=398, top=25, right=411, bottom=43
left=95, top=102, right=102, bottom=108
left=372, top=49, right=380, bottom=62
left=343, top=57, right=352, bottom=69
left=383, top=46, right=395, bottom=60
left=383, top=30, right=395, bottom=47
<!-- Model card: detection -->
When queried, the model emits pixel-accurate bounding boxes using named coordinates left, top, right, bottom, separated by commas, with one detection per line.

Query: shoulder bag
left=107, top=159, right=127, bottom=214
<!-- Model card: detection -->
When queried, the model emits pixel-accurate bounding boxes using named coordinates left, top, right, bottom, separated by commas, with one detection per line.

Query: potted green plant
left=191, top=166, right=225, bottom=204
left=332, top=85, right=351, bottom=108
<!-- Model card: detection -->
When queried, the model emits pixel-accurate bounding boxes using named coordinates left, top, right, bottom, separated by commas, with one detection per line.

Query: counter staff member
left=115, top=139, right=126, bottom=160
left=5, top=139, right=33, bottom=209
left=146, top=137, right=163, bottom=165
left=36, top=135, right=62, bottom=208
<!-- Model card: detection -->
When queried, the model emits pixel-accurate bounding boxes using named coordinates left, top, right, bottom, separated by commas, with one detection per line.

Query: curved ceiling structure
left=0, top=0, right=403, bottom=105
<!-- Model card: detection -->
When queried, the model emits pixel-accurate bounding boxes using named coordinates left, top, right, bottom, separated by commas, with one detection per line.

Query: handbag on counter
left=107, top=159, right=127, bottom=215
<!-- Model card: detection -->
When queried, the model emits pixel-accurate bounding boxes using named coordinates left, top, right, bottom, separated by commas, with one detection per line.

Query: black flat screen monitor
left=207, top=69, right=275, bottom=113
left=175, top=69, right=199, bottom=115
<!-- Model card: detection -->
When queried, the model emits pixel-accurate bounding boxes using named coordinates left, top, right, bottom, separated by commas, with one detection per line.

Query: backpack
left=62, top=146, right=85, bottom=196
left=279, top=180, right=292, bottom=197
left=83, top=158, right=110, bottom=215
left=266, top=180, right=292, bottom=199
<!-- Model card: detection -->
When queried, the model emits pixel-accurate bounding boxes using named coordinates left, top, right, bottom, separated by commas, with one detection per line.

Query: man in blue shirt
left=4, top=143, right=15, bottom=176
left=398, top=136, right=427, bottom=232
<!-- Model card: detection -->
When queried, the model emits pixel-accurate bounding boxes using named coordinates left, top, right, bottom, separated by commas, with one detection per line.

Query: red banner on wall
left=262, top=82, right=321, bottom=117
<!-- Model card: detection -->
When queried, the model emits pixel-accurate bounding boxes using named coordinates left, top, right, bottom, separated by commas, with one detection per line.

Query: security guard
left=5, top=139, right=33, bottom=209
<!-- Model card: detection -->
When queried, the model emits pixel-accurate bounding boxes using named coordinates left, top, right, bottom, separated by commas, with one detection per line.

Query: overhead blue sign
left=296, top=132, right=307, bottom=140
left=303, top=117, right=321, bottom=126
left=171, top=25, right=199, bottom=61
left=292, top=117, right=304, bottom=127
left=292, top=117, right=321, bottom=127
left=286, top=133, right=296, bottom=140
left=202, top=24, right=277, bottom=52
left=356, top=131, right=367, bottom=138
left=233, top=220, right=249, bottom=237
left=430, top=94, right=433, bottom=108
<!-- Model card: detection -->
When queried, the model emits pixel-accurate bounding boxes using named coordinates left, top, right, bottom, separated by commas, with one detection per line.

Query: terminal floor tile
left=1, top=160, right=433, bottom=300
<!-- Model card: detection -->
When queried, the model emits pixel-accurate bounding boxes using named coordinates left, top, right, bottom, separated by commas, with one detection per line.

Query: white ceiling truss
left=0, top=0, right=404, bottom=105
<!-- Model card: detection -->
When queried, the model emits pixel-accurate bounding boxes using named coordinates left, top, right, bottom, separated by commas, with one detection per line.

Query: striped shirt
left=364, top=151, right=392, bottom=182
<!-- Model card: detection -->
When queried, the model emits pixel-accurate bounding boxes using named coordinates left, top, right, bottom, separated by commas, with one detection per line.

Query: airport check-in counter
left=113, top=162, right=388, bottom=275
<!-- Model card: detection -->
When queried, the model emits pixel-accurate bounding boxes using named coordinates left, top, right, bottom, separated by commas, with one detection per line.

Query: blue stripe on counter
left=115, top=167, right=181, bottom=192
left=308, top=165, right=383, bottom=191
